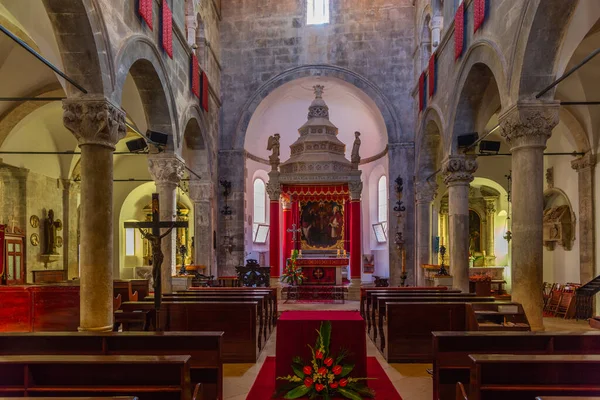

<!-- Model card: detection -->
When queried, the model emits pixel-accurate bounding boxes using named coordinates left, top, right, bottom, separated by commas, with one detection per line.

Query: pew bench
left=433, top=331, right=600, bottom=400
left=360, top=287, right=458, bottom=319
left=0, top=355, right=192, bottom=400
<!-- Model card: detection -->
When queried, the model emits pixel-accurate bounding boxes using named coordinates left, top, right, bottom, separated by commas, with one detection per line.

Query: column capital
left=571, top=152, right=596, bottom=172
left=266, top=181, right=281, bottom=201
left=62, top=98, right=126, bottom=149
left=484, top=197, right=497, bottom=214
left=415, top=181, right=438, bottom=204
left=148, top=153, right=185, bottom=186
left=188, top=180, right=213, bottom=202
left=499, top=101, right=560, bottom=149
left=442, top=154, right=477, bottom=186
left=349, top=181, right=363, bottom=200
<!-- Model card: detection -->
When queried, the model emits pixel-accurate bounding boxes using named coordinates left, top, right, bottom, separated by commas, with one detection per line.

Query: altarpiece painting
left=300, top=200, right=344, bottom=250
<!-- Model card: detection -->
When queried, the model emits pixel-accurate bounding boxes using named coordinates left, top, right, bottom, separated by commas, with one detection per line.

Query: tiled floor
left=222, top=300, right=596, bottom=400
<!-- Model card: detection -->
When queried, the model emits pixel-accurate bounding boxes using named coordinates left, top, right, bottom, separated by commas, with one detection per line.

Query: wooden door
left=6, top=238, right=24, bottom=285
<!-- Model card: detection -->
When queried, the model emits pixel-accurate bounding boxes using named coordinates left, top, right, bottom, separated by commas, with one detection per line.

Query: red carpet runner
left=246, top=356, right=402, bottom=400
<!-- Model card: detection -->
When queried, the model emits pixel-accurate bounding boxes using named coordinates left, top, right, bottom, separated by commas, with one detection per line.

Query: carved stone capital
left=62, top=98, right=126, bottom=150
left=442, top=155, right=477, bottom=186
left=189, top=181, right=213, bottom=202
left=499, top=101, right=560, bottom=149
left=348, top=181, right=363, bottom=200
left=484, top=198, right=497, bottom=215
left=266, top=181, right=281, bottom=201
left=148, top=154, right=185, bottom=186
left=415, top=181, right=438, bottom=204
left=571, top=152, right=596, bottom=172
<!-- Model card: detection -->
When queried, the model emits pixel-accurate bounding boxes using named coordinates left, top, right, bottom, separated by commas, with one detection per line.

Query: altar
left=295, top=257, right=348, bottom=285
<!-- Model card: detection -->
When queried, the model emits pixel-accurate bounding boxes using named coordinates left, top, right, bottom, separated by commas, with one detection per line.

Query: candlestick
left=483, top=250, right=486, bottom=257
left=343, top=249, right=347, bottom=258
left=337, top=249, right=340, bottom=258
left=401, top=249, right=406, bottom=273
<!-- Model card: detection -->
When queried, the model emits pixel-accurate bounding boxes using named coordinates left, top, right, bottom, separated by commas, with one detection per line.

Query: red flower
left=318, top=367, right=327, bottom=375
left=304, top=377, right=313, bottom=387
left=315, top=350, right=324, bottom=359
left=315, top=383, right=325, bottom=392
left=303, top=365, right=312, bottom=375
left=330, top=382, right=339, bottom=389
left=324, top=357, right=334, bottom=366
left=332, top=365, right=342, bottom=375
left=339, top=378, right=348, bottom=387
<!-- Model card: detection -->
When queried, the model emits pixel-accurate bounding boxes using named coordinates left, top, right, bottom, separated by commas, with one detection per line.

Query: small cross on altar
left=287, top=223, right=302, bottom=250
left=124, top=193, right=188, bottom=329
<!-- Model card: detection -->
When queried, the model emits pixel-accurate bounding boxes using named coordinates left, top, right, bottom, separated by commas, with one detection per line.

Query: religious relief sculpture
left=543, top=205, right=575, bottom=251
left=267, top=133, right=281, bottom=166
left=43, top=209, right=61, bottom=255
left=351, top=131, right=361, bottom=167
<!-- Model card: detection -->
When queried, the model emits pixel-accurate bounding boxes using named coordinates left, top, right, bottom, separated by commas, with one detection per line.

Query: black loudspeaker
left=126, top=138, right=148, bottom=153
left=479, top=140, right=501, bottom=153
left=457, top=133, right=479, bottom=147
left=146, top=130, right=169, bottom=145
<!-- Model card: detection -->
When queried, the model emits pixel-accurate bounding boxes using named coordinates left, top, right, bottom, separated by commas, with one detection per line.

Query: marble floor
left=222, top=300, right=596, bottom=400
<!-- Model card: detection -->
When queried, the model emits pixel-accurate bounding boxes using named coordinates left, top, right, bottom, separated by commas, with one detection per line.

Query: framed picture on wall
left=254, top=224, right=270, bottom=244
left=372, top=223, right=387, bottom=243
left=363, top=254, right=375, bottom=274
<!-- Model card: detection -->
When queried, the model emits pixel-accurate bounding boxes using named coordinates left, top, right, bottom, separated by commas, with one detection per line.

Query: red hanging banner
left=428, top=53, right=436, bottom=98
left=201, top=71, right=209, bottom=112
left=455, top=2, right=465, bottom=60
left=191, top=54, right=200, bottom=98
left=162, top=0, right=173, bottom=59
left=474, top=0, right=486, bottom=33
left=419, top=72, right=425, bottom=112
left=138, top=0, right=153, bottom=30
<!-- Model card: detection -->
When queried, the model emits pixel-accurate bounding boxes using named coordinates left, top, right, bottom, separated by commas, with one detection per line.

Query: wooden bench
left=360, top=287, right=456, bottom=318
left=114, top=279, right=149, bottom=302
left=433, top=331, right=600, bottom=400
left=0, top=355, right=192, bottom=400
left=120, top=301, right=260, bottom=363
left=467, top=354, right=600, bottom=400
left=0, top=331, right=223, bottom=400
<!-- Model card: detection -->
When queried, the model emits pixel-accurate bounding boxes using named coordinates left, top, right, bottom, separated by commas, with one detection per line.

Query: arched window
left=253, top=179, right=267, bottom=242
left=307, top=0, right=330, bottom=25
left=378, top=176, right=388, bottom=224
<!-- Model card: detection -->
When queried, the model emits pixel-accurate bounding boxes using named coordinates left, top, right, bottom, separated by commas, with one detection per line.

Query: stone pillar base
left=171, top=276, right=192, bottom=292
left=347, top=278, right=361, bottom=301
left=78, top=325, right=113, bottom=332
left=270, top=277, right=282, bottom=301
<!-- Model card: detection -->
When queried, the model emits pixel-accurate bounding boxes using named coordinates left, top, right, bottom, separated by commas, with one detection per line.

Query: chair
left=555, top=287, right=576, bottom=319
left=542, top=282, right=553, bottom=308
left=113, top=294, right=122, bottom=311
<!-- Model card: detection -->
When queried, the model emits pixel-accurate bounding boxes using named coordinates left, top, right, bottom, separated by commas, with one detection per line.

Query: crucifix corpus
left=124, top=193, right=188, bottom=330
left=287, top=223, right=302, bottom=252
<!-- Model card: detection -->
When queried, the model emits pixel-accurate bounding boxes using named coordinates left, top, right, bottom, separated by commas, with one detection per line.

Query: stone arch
left=447, top=41, right=509, bottom=155
left=509, top=0, right=578, bottom=100
left=113, top=35, right=179, bottom=151
left=42, top=0, right=114, bottom=96
left=231, top=64, right=403, bottom=148
left=416, top=106, right=445, bottom=182
left=559, top=107, right=591, bottom=153
left=180, top=104, right=213, bottom=179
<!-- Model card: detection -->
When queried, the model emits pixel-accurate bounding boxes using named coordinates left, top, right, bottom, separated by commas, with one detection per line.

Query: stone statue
left=267, top=133, right=280, bottom=164
left=43, top=209, right=61, bottom=255
left=351, top=131, right=361, bottom=165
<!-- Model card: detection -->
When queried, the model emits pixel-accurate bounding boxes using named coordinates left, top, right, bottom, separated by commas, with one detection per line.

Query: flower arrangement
left=469, top=272, right=493, bottom=282
left=281, top=249, right=306, bottom=286
left=276, top=321, right=375, bottom=399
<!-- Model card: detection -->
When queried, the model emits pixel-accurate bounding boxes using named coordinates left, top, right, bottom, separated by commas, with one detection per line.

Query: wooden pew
left=0, top=355, right=192, bottom=400
left=113, top=280, right=144, bottom=302
left=383, top=301, right=495, bottom=363
left=360, top=287, right=456, bottom=318
left=153, top=294, right=269, bottom=349
left=120, top=301, right=260, bottom=363
left=0, top=332, right=224, bottom=400
left=468, top=354, right=600, bottom=400
left=368, top=292, right=475, bottom=338
left=433, top=331, right=600, bottom=400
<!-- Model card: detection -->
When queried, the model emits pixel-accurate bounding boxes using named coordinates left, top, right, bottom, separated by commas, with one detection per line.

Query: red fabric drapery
left=191, top=54, right=200, bottom=98
left=282, top=185, right=348, bottom=196
left=419, top=72, right=425, bottom=112
left=282, top=205, right=292, bottom=264
left=344, top=199, right=350, bottom=252
left=269, top=201, right=280, bottom=278
left=350, top=200, right=361, bottom=279
left=161, top=1, right=173, bottom=58
left=138, top=0, right=153, bottom=30
left=455, top=2, right=465, bottom=60
left=428, top=54, right=436, bottom=98
left=474, top=0, right=486, bottom=33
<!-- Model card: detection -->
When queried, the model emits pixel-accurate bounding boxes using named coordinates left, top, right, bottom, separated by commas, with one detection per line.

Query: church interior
left=0, top=0, right=599, bottom=399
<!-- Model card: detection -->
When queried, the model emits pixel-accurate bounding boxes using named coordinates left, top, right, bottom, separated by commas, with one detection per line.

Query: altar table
left=295, top=258, right=348, bottom=285
left=275, top=311, right=366, bottom=384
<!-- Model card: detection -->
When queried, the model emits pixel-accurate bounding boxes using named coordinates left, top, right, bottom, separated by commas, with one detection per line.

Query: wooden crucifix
left=287, top=223, right=302, bottom=251
left=124, top=193, right=188, bottom=329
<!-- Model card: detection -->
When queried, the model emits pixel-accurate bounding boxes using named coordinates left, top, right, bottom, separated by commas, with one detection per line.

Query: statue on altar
left=351, top=131, right=361, bottom=165
left=43, top=209, right=61, bottom=255
left=267, top=133, right=280, bottom=164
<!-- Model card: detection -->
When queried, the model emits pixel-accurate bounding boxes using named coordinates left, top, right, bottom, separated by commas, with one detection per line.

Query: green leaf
left=322, top=391, right=331, bottom=400
left=337, top=387, right=363, bottom=400
left=283, top=385, right=312, bottom=399
left=275, top=382, right=303, bottom=397
left=292, top=365, right=305, bottom=379
left=340, top=364, right=354, bottom=377
left=292, top=356, right=304, bottom=365
left=321, top=321, right=332, bottom=354
left=348, top=383, right=376, bottom=397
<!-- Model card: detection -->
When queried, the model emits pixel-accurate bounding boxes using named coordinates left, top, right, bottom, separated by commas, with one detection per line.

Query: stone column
left=442, top=154, right=478, bottom=293
left=62, top=98, right=125, bottom=332
left=571, top=152, right=596, bottom=285
left=189, top=180, right=214, bottom=275
left=148, top=153, right=185, bottom=294
left=266, top=181, right=281, bottom=286
left=500, top=101, right=559, bottom=331
left=415, top=181, right=438, bottom=286
left=484, top=197, right=497, bottom=263
left=348, top=181, right=363, bottom=300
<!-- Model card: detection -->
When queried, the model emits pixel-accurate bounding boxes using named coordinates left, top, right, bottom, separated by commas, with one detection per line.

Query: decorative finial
left=313, top=85, right=325, bottom=99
